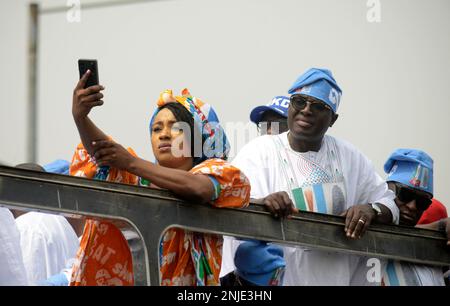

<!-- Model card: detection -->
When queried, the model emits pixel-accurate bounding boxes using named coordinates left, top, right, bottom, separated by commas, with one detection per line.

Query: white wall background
left=1, top=0, right=449, bottom=210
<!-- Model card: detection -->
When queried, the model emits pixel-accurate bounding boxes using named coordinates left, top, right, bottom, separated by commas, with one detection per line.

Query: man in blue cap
left=384, top=149, right=434, bottom=227
left=220, top=240, right=285, bottom=286
left=249, top=96, right=290, bottom=135
left=221, top=68, right=399, bottom=285
left=382, top=149, right=449, bottom=286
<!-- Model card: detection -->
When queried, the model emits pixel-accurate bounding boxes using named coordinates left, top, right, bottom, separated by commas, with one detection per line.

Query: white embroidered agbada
left=0, top=207, right=28, bottom=285
left=16, top=212, right=79, bottom=285
left=221, top=132, right=399, bottom=285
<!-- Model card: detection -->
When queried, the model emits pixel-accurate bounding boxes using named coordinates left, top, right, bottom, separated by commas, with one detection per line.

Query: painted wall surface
left=1, top=0, right=449, bottom=211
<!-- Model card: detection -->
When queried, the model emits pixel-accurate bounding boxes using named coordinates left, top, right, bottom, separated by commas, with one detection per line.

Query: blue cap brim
left=250, top=105, right=273, bottom=124
left=250, top=105, right=288, bottom=124
left=43, top=159, right=70, bottom=175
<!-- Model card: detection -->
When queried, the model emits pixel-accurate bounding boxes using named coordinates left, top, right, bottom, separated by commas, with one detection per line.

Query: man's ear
left=330, top=113, right=339, bottom=127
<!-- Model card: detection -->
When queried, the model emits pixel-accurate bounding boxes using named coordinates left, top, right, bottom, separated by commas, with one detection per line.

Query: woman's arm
left=72, top=70, right=108, bottom=156
left=92, top=140, right=215, bottom=204
left=129, top=157, right=215, bottom=204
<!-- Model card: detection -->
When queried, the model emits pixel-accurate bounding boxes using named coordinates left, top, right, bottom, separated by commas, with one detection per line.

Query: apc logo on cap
left=300, top=86, right=311, bottom=94
left=389, top=164, right=398, bottom=177
left=409, top=164, right=429, bottom=189
left=329, top=88, right=341, bottom=107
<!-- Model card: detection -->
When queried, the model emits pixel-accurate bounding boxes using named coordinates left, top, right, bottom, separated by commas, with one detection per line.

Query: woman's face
left=151, top=108, right=193, bottom=170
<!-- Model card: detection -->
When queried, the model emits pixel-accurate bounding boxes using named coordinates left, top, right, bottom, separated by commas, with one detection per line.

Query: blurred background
left=1, top=0, right=449, bottom=210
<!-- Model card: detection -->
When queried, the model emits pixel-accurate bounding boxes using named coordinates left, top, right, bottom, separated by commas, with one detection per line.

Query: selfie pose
left=69, top=69, right=250, bottom=286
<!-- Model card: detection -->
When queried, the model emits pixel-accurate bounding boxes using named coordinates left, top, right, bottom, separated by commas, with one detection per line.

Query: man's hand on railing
left=254, top=191, right=298, bottom=219
left=341, top=204, right=376, bottom=240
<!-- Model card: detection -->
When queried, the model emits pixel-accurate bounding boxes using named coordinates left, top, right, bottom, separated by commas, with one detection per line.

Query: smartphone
left=78, top=59, right=99, bottom=88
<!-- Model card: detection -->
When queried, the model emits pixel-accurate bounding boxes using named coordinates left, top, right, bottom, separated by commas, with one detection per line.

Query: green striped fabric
left=292, top=188, right=307, bottom=211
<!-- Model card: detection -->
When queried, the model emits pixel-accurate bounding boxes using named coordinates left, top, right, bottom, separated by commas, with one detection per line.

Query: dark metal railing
left=0, top=165, right=448, bottom=285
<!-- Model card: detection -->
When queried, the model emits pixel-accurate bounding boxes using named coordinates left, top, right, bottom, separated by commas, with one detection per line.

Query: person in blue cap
left=220, top=240, right=285, bottom=286
left=249, top=96, right=290, bottom=135
left=381, top=148, right=449, bottom=286
left=384, top=149, right=434, bottom=227
left=221, top=68, right=399, bottom=285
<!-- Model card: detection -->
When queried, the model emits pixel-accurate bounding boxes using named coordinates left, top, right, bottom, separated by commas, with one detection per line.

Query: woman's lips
left=158, top=143, right=172, bottom=152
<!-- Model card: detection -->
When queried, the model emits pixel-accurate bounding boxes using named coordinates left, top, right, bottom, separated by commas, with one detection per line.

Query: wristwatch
left=370, top=203, right=383, bottom=217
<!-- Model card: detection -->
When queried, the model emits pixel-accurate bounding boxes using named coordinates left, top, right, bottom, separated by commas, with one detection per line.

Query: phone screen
left=78, top=59, right=99, bottom=88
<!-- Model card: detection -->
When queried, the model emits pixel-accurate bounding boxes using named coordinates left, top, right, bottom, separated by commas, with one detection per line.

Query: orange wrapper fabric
left=69, top=144, right=250, bottom=286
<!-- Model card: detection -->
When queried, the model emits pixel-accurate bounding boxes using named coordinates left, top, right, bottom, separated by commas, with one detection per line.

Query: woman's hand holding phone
left=72, top=70, right=105, bottom=120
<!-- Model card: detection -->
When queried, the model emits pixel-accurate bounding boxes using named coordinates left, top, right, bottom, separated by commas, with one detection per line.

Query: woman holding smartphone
left=69, top=70, right=250, bottom=286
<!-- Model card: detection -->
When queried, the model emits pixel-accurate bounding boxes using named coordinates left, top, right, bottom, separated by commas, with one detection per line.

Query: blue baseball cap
left=43, top=159, right=70, bottom=175
left=234, top=240, right=285, bottom=286
left=384, top=149, right=433, bottom=196
left=287, top=68, right=342, bottom=113
left=249, top=96, right=290, bottom=124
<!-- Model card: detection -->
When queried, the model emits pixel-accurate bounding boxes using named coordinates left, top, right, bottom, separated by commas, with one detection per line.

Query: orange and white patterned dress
left=69, top=143, right=250, bottom=286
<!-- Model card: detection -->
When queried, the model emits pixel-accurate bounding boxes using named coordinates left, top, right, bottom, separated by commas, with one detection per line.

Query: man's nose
left=405, top=199, right=418, bottom=211
left=300, top=101, right=313, bottom=114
